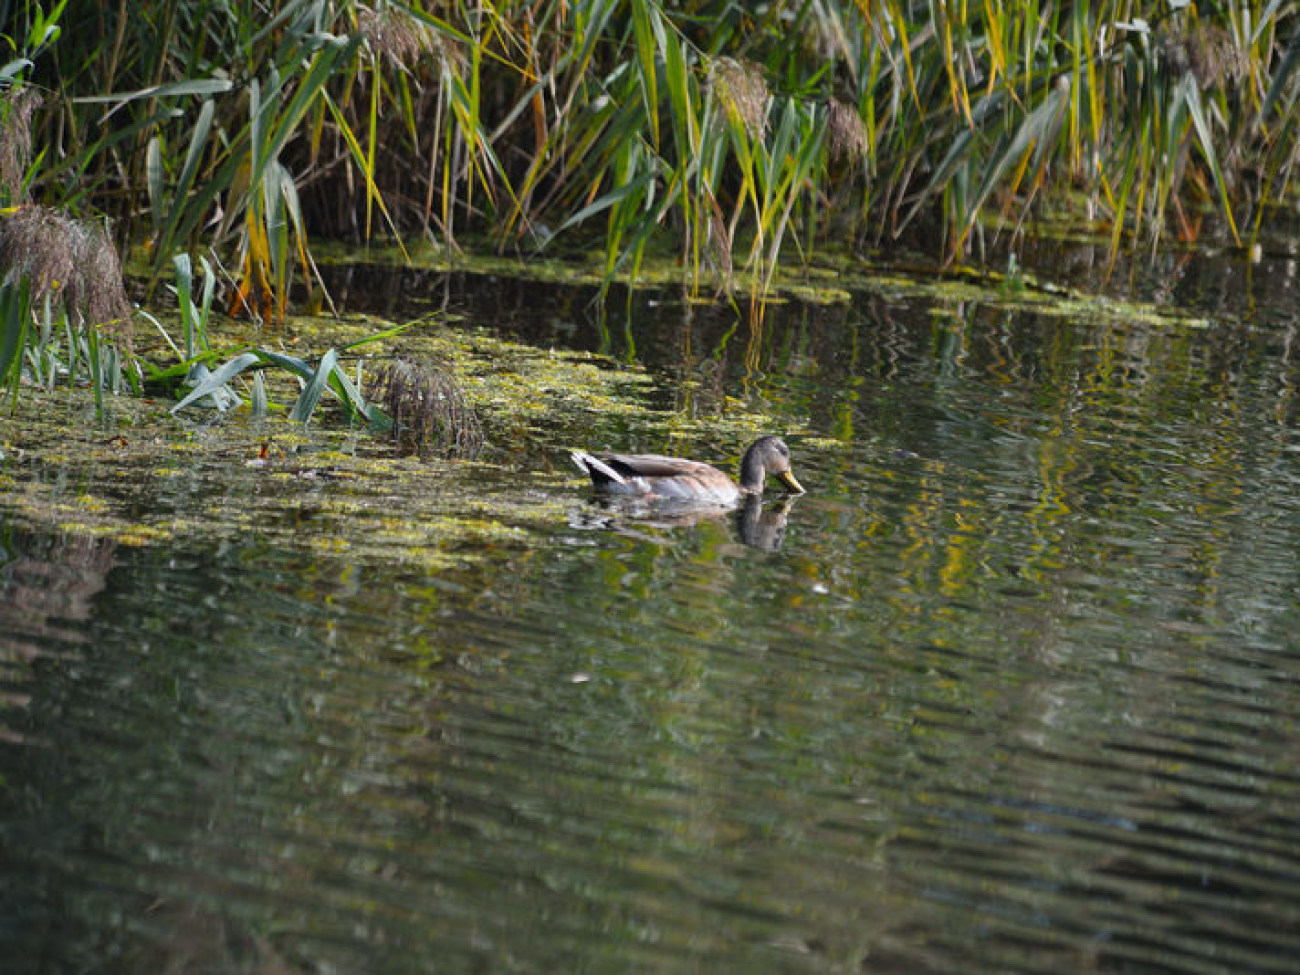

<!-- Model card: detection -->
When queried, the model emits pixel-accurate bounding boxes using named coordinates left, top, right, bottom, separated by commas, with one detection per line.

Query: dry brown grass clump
left=0, top=205, right=133, bottom=343
left=373, top=357, right=483, bottom=458
left=0, top=87, right=42, bottom=204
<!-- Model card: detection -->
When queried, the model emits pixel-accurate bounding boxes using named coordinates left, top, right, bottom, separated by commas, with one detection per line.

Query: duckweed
left=0, top=311, right=766, bottom=567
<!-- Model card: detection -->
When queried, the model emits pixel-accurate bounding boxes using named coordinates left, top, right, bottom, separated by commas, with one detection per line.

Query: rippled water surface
left=3, top=248, right=1300, bottom=973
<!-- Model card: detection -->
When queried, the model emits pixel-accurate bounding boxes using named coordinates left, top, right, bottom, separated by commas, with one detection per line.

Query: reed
left=0, top=205, right=134, bottom=415
left=3, top=1, right=1298, bottom=322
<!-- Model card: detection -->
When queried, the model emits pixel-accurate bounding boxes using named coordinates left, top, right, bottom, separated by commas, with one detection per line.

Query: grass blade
left=290, top=347, right=339, bottom=423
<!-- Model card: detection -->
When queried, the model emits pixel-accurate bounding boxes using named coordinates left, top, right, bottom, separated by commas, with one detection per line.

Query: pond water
left=3, top=241, right=1300, bottom=973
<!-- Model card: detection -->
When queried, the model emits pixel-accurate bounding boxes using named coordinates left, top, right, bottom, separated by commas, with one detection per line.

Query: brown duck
left=571, top=435, right=805, bottom=506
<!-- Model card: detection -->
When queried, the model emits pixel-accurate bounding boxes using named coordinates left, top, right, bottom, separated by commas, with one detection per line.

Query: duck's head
left=739, top=436, right=805, bottom=495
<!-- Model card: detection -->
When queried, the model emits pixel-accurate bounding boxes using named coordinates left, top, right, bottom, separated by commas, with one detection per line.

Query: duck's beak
left=776, top=469, right=805, bottom=494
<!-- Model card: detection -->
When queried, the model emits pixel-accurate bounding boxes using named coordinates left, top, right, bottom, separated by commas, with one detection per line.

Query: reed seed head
left=0, top=205, right=133, bottom=343
left=0, top=86, right=42, bottom=205
left=1157, top=24, right=1249, bottom=89
left=710, top=58, right=769, bottom=142
left=357, top=4, right=440, bottom=69
left=828, top=100, right=870, bottom=162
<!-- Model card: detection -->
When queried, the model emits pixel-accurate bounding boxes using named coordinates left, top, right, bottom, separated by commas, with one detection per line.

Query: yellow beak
left=776, top=469, right=805, bottom=494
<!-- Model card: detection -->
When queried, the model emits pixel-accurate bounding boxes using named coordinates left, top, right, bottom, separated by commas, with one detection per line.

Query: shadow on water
left=3, top=238, right=1300, bottom=972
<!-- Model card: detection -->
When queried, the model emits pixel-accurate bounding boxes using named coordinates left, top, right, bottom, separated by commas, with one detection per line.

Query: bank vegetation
left=1, top=1, right=1297, bottom=418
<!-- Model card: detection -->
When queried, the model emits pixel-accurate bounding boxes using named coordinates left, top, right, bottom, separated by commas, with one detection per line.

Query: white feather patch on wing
left=571, top=450, right=627, bottom=484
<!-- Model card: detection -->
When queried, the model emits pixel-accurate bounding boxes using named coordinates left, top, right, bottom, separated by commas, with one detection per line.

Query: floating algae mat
left=0, top=313, right=802, bottom=568
left=311, top=235, right=1223, bottom=326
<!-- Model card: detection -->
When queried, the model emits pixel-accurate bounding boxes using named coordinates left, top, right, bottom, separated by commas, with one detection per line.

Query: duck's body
left=571, top=436, right=804, bottom=506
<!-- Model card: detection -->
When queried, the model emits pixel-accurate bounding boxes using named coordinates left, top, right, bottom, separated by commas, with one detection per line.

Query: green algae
left=310, top=237, right=1218, bottom=332
left=0, top=407, right=565, bottom=570
left=3, top=247, right=1211, bottom=568
left=312, top=236, right=861, bottom=306
left=0, top=311, right=784, bottom=567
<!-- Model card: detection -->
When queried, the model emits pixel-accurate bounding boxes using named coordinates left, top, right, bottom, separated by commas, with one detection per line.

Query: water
left=3, top=246, right=1300, bottom=973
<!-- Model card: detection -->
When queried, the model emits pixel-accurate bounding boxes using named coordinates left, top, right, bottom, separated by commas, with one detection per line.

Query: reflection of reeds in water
left=374, top=358, right=483, bottom=459
left=0, top=529, right=117, bottom=743
left=0, top=205, right=133, bottom=343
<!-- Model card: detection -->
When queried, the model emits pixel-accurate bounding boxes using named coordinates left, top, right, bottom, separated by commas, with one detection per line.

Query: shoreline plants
left=0, top=0, right=1298, bottom=415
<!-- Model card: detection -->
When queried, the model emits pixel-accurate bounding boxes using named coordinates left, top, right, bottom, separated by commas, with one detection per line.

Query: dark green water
left=3, top=246, right=1300, bottom=973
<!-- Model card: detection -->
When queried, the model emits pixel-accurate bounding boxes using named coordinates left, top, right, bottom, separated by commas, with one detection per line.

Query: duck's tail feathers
left=571, top=450, right=627, bottom=485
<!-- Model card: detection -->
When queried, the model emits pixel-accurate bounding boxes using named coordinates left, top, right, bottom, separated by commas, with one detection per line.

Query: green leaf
left=662, top=27, right=697, bottom=158
left=290, top=348, right=339, bottom=423
left=973, top=82, right=1068, bottom=213
left=77, top=78, right=235, bottom=118
left=557, top=170, right=656, bottom=234
left=340, top=321, right=411, bottom=351
left=146, top=136, right=164, bottom=234
left=1261, top=33, right=1300, bottom=124
left=251, top=370, right=268, bottom=420
left=248, top=38, right=361, bottom=198
left=255, top=348, right=312, bottom=378
left=171, top=353, right=261, bottom=413
left=0, top=57, right=32, bottom=85
left=1180, top=75, right=1239, bottom=244
left=0, top=280, right=32, bottom=395
left=630, top=0, right=661, bottom=148
left=173, top=252, right=198, bottom=358
left=324, top=359, right=374, bottom=425
left=155, top=98, right=215, bottom=258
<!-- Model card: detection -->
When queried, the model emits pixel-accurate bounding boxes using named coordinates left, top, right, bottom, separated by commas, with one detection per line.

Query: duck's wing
left=602, top=453, right=740, bottom=505
left=571, top=450, right=629, bottom=485
left=573, top=450, right=738, bottom=504
left=595, top=452, right=722, bottom=480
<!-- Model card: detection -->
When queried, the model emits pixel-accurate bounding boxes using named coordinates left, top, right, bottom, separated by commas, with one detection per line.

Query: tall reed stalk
left=3, top=0, right=1297, bottom=319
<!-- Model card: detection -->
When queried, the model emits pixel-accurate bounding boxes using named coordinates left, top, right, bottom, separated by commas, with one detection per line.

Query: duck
left=571, top=435, right=805, bottom=506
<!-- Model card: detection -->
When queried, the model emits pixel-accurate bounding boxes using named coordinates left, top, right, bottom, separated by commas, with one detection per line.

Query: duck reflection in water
left=572, top=492, right=801, bottom=552
left=736, top=494, right=797, bottom=551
